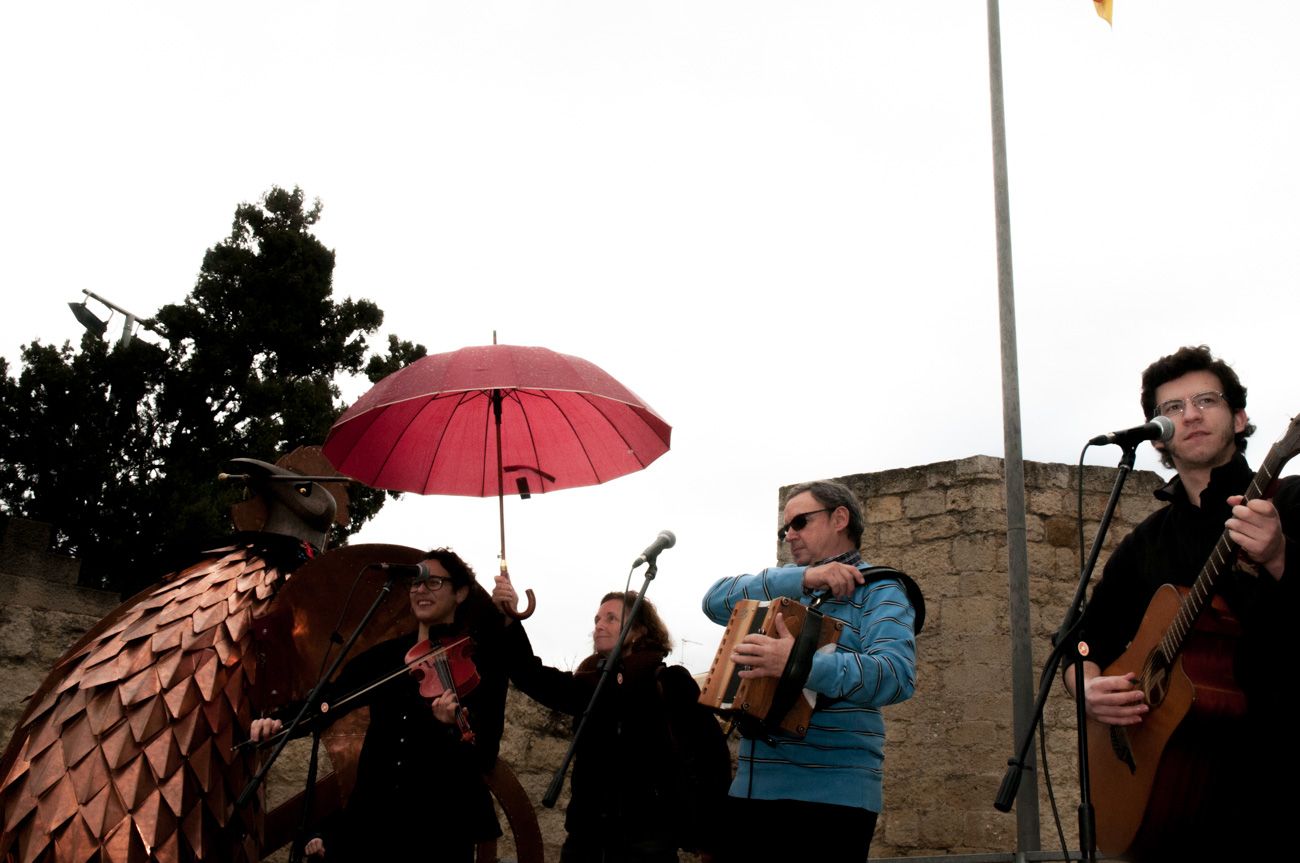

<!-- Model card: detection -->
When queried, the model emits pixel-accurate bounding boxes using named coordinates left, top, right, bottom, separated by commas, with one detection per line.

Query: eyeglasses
left=409, top=575, right=453, bottom=592
left=778, top=508, right=833, bottom=542
left=1154, top=391, right=1227, bottom=419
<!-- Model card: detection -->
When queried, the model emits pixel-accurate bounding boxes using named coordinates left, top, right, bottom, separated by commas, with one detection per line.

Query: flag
left=1094, top=0, right=1113, bottom=24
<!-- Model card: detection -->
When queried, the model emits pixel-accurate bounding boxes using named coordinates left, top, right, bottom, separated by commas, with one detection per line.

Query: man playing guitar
left=1067, top=346, right=1298, bottom=860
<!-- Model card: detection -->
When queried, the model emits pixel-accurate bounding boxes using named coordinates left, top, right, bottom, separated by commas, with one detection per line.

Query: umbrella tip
left=492, top=330, right=497, bottom=345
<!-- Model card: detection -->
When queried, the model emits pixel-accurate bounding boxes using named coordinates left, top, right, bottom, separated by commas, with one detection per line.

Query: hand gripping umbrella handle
left=506, top=588, right=536, bottom=620
left=496, top=561, right=536, bottom=620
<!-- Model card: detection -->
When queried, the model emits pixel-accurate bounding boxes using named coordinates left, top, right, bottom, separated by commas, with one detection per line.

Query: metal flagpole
left=985, top=0, right=1041, bottom=853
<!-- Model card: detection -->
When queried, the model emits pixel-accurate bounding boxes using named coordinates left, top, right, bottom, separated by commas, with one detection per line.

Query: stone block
left=956, top=633, right=1014, bottom=669
left=945, top=482, right=1006, bottom=513
left=913, top=514, right=961, bottom=542
left=951, top=536, right=999, bottom=573
left=918, top=805, right=966, bottom=848
left=1043, top=515, right=1078, bottom=549
left=853, top=465, right=928, bottom=496
left=966, top=809, right=1015, bottom=850
left=1027, top=488, right=1070, bottom=516
left=950, top=455, right=1005, bottom=482
left=904, top=489, right=946, bottom=519
left=888, top=543, right=950, bottom=580
left=1024, top=459, right=1072, bottom=490
left=882, top=807, right=919, bottom=847
left=0, top=573, right=118, bottom=618
left=949, top=719, right=998, bottom=748
left=916, top=572, right=959, bottom=601
left=875, top=522, right=914, bottom=548
left=0, top=606, right=36, bottom=661
left=959, top=692, right=1007, bottom=723
left=1024, top=513, right=1044, bottom=543
left=940, top=657, right=1006, bottom=694
left=938, top=595, right=1004, bottom=637
left=34, top=609, right=103, bottom=665
left=0, top=519, right=81, bottom=585
left=866, top=495, right=903, bottom=523
left=1027, top=541, right=1063, bottom=580
left=957, top=509, right=1009, bottom=535
left=0, top=662, right=47, bottom=742
left=957, top=571, right=1004, bottom=599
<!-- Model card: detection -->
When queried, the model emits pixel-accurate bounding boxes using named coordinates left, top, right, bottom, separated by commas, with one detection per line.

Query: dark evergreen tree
left=0, top=187, right=421, bottom=593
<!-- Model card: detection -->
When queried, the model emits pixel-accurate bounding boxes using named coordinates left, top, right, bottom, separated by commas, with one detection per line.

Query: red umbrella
left=322, top=343, right=672, bottom=615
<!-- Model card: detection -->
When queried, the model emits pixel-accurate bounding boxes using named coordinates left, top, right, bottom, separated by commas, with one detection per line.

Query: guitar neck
left=1157, top=438, right=1290, bottom=664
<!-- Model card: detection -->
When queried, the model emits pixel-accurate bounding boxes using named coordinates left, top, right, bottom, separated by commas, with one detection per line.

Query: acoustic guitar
left=1086, top=413, right=1300, bottom=859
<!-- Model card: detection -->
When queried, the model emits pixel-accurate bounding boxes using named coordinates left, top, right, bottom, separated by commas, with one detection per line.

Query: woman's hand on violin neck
left=305, top=837, right=325, bottom=857
left=431, top=690, right=461, bottom=725
left=249, top=717, right=283, bottom=742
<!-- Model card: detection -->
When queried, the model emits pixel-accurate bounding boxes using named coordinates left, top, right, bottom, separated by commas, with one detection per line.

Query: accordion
left=698, top=597, right=843, bottom=738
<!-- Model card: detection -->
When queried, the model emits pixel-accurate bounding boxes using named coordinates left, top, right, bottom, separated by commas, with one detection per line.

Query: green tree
left=0, top=187, right=419, bottom=593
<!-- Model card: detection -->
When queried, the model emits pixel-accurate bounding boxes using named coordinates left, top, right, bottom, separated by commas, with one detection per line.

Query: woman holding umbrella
left=493, top=579, right=731, bottom=863
left=250, top=548, right=508, bottom=862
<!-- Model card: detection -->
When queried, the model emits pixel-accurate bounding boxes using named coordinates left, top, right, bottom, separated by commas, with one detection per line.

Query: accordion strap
left=812, top=565, right=926, bottom=634
left=765, top=605, right=825, bottom=730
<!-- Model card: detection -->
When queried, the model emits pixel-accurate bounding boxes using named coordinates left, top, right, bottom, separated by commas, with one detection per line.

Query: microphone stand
left=235, top=565, right=403, bottom=828
left=542, top=560, right=660, bottom=808
left=994, top=443, right=1138, bottom=863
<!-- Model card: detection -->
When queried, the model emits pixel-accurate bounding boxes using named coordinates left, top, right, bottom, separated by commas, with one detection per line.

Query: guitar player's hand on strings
left=1225, top=495, right=1287, bottom=579
left=1081, top=665, right=1148, bottom=726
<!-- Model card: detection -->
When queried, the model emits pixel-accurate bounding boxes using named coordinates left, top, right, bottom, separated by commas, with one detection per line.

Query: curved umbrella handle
left=502, top=587, right=536, bottom=620
left=495, top=562, right=537, bottom=620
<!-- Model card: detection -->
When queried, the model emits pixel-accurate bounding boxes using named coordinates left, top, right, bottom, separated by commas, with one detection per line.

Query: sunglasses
left=778, top=508, right=833, bottom=542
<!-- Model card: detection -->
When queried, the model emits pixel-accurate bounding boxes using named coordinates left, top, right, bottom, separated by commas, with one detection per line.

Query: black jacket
left=504, top=624, right=730, bottom=854
left=291, top=623, right=506, bottom=859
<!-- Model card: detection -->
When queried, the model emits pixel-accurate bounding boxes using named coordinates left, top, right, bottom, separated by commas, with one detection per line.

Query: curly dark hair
left=596, top=590, right=673, bottom=657
left=783, top=479, right=865, bottom=547
left=421, top=547, right=477, bottom=589
left=1140, top=345, right=1255, bottom=468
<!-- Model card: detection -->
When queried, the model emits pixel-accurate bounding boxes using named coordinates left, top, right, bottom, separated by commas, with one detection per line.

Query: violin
left=405, top=636, right=480, bottom=742
left=235, top=636, right=481, bottom=753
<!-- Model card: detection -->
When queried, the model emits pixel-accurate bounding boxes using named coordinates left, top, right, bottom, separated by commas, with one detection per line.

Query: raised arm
left=805, top=578, right=916, bottom=707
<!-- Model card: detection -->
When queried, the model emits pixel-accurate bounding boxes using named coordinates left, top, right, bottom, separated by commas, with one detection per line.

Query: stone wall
left=2, top=453, right=1167, bottom=860
left=799, top=455, right=1164, bottom=857
left=0, top=519, right=118, bottom=743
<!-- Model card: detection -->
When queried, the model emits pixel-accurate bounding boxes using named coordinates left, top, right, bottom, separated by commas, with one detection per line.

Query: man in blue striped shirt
left=702, top=479, right=920, bottom=862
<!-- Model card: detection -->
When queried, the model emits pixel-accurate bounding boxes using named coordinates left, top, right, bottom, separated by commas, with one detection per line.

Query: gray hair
left=783, top=479, right=864, bottom=547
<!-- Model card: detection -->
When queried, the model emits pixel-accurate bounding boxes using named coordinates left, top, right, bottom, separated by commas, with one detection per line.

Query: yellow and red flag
left=1094, top=0, right=1113, bottom=24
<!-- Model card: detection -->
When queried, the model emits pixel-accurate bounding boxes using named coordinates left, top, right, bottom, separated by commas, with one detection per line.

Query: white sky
left=2, top=2, right=1297, bottom=671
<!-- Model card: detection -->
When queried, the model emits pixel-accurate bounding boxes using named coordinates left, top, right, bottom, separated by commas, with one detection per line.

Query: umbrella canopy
left=322, top=344, right=672, bottom=496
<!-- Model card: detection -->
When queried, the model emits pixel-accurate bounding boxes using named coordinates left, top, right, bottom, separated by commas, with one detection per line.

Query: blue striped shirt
left=701, top=551, right=917, bottom=812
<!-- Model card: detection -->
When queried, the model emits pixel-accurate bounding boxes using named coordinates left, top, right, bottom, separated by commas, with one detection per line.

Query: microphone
left=632, top=530, right=676, bottom=568
left=373, top=561, right=430, bottom=578
left=1088, top=415, right=1175, bottom=448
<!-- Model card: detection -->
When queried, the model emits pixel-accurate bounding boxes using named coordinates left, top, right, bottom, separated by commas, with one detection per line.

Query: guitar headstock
left=1273, top=414, right=1300, bottom=464
left=1256, top=414, right=1300, bottom=500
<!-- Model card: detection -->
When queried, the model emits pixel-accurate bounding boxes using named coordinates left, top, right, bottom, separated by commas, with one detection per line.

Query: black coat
left=1079, top=453, right=1300, bottom=713
left=1076, top=453, right=1300, bottom=858
left=504, top=624, right=730, bottom=856
left=298, top=623, right=507, bottom=860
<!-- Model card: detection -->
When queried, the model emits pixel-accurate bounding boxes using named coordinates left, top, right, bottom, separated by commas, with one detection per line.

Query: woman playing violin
left=493, top=582, right=730, bottom=863
left=251, top=548, right=506, bottom=862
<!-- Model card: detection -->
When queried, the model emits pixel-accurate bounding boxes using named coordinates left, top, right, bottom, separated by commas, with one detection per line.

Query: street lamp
left=67, top=300, right=109, bottom=338
left=67, top=289, right=157, bottom=347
